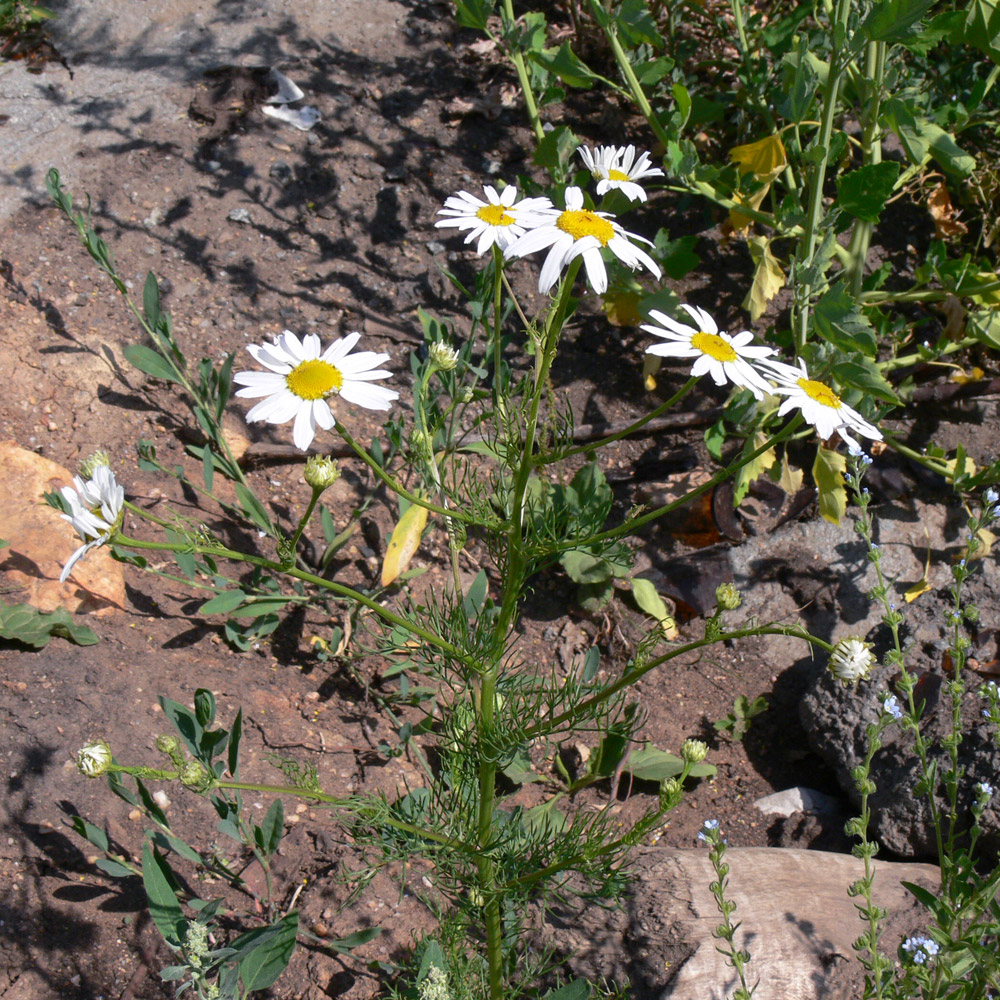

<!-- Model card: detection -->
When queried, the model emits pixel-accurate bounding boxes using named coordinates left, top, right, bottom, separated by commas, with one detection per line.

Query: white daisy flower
left=766, top=358, right=882, bottom=452
left=504, top=185, right=660, bottom=295
left=578, top=143, right=663, bottom=203
left=434, top=183, right=555, bottom=255
left=233, top=330, right=399, bottom=452
left=642, top=303, right=776, bottom=399
left=59, top=464, right=124, bottom=582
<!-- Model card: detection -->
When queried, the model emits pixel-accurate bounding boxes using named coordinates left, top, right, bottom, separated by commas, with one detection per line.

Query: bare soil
left=1, top=3, right=998, bottom=998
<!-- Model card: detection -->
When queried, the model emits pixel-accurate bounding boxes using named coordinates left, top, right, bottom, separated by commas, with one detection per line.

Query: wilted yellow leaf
left=729, top=134, right=787, bottom=182
left=969, top=272, right=1000, bottom=307
left=904, top=577, right=931, bottom=602
left=742, top=236, right=786, bottom=322
left=774, top=453, right=804, bottom=494
left=381, top=502, right=429, bottom=587
left=949, top=365, right=985, bottom=384
left=727, top=184, right=770, bottom=234
left=735, top=432, right=776, bottom=505
left=603, top=289, right=643, bottom=327
left=813, top=446, right=846, bottom=525
left=642, top=353, right=661, bottom=392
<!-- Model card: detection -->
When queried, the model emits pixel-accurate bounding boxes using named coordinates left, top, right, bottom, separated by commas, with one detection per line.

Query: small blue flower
left=882, top=695, right=903, bottom=720
left=902, top=936, right=939, bottom=964
left=978, top=782, right=994, bottom=797
left=698, top=818, right=720, bottom=842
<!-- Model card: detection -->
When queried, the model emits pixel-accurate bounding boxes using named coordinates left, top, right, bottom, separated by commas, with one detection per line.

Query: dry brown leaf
left=927, top=183, right=968, bottom=240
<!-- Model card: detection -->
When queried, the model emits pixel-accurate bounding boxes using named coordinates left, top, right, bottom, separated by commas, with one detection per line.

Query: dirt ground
left=1, top=2, right=998, bottom=998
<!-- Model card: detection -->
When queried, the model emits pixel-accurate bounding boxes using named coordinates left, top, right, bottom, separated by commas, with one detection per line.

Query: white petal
left=580, top=246, right=608, bottom=294
left=336, top=350, right=390, bottom=374
left=312, top=398, right=335, bottom=430
left=323, top=332, right=363, bottom=364
left=339, top=381, right=399, bottom=410
left=246, top=391, right=302, bottom=424
left=505, top=225, right=561, bottom=260
left=537, top=244, right=568, bottom=294
left=564, top=186, right=584, bottom=211
left=292, top=404, right=318, bottom=451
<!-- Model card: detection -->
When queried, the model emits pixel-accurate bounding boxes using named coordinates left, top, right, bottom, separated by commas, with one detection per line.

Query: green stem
left=114, top=533, right=469, bottom=664
left=525, top=623, right=830, bottom=740
left=862, top=279, right=1000, bottom=304
left=846, top=40, right=886, bottom=298
left=794, top=0, right=852, bottom=351
left=333, top=419, right=496, bottom=529
left=538, top=377, right=698, bottom=464
left=286, top=488, right=323, bottom=565
left=552, top=414, right=803, bottom=552
left=499, top=0, right=546, bottom=145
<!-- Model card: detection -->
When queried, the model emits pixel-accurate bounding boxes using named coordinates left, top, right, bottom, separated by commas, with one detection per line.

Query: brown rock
left=0, top=440, right=125, bottom=614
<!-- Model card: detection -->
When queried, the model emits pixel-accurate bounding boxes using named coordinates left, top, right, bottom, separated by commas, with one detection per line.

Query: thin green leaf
left=142, top=842, right=187, bottom=948
left=122, top=344, right=180, bottom=384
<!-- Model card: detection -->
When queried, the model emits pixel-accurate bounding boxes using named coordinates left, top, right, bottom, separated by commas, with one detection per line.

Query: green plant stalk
left=878, top=337, right=979, bottom=371
left=846, top=39, right=887, bottom=298
left=499, top=0, right=546, bottom=145
left=862, top=278, right=1000, bottom=304
left=553, top=413, right=804, bottom=552
left=113, top=532, right=470, bottom=665
left=492, top=245, right=505, bottom=401
left=540, top=376, right=699, bottom=464
left=285, top=487, right=324, bottom=568
left=471, top=262, right=582, bottom=1000
left=793, top=0, right=853, bottom=352
left=333, top=418, right=495, bottom=528
left=525, top=622, right=831, bottom=741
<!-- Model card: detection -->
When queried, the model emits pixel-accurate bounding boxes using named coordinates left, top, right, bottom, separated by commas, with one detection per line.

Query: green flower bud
left=78, top=450, right=111, bottom=479
left=456, top=386, right=475, bottom=404
left=682, top=739, right=708, bottom=763
left=303, top=455, right=341, bottom=492
left=428, top=342, right=460, bottom=372
left=77, top=740, right=113, bottom=777
left=179, top=760, right=212, bottom=791
left=410, top=428, right=434, bottom=461
left=155, top=734, right=183, bottom=755
left=715, top=582, right=742, bottom=611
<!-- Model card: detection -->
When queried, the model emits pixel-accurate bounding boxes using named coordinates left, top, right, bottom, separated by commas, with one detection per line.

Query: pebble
left=227, top=208, right=253, bottom=225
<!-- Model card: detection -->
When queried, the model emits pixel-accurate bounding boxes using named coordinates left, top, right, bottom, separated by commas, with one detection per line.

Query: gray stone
left=754, top=786, right=844, bottom=818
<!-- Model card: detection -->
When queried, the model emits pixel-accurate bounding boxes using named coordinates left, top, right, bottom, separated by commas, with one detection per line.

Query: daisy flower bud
left=303, top=455, right=341, bottom=492
left=715, top=582, right=742, bottom=611
left=428, top=341, right=460, bottom=372
left=77, top=740, right=113, bottom=777
left=78, top=450, right=111, bottom=479
left=682, top=739, right=708, bottom=763
left=829, top=637, right=876, bottom=685
left=180, top=761, right=212, bottom=791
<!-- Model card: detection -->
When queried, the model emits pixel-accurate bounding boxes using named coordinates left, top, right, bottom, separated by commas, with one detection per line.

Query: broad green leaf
left=96, top=858, right=134, bottom=878
left=229, top=597, right=296, bottom=618
left=653, top=233, right=700, bottom=280
left=630, top=578, right=677, bottom=638
left=194, top=688, right=215, bottom=729
left=729, top=134, right=787, bottom=181
left=813, top=286, right=878, bottom=357
left=143, top=272, right=162, bottom=331
left=742, top=236, right=785, bottom=322
left=198, top=590, right=248, bottom=616
left=835, top=162, right=900, bottom=223
left=231, top=912, right=299, bottom=990
left=813, top=447, right=847, bottom=525
left=964, top=0, right=1000, bottom=62
left=417, top=940, right=448, bottom=985
left=142, top=842, right=186, bottom=948
left=582, top=646, right=600, bottom=682
left=543, top=980, right=591, bottom=1000
left=259, top=799, right=284, bottom=857
left=832, top=357, right=898, bottom=404
left=530, top=43, right=596, bottom=89
left=122, top=344, right=180, bottom=383
left=381, top=502, right=429, bottom=586
left=616, top=0, right=663, bottom=46
left=326, top=927, right=382, bottom=954
left=0, top=600, right=99, bottom=648
left=454, top=0, right=493, bottom=30
left=628, top=745, right=716, bottom=781
left=560, top=550, right=612, bottom=585
left=861, top=0, right=934, bottom=41
left=885, top=100, right=976, bottom=176
left=533, top=124, right=579, bottom=174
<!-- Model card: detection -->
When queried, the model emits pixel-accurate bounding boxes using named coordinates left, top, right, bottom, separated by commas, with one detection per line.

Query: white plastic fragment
left=261, top=104, right=322, bottom=131
left=266, top=68, right=305, bottom=104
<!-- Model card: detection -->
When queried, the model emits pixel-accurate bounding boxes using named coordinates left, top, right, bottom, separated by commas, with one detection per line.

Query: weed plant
left=37, top=0, right=1000, bottom=996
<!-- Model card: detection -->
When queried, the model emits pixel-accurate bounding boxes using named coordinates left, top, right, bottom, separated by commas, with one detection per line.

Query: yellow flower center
left=608, top=168, right=629, bottom=182
left=556, top=209, right=616, bottom=246
left=476, top=203, right=515, bottom=227
left=286, top=359, right=343, bottom=400
left=798, top=377, right=841, bottom=408
left=690, top=331, right=738, bottom=362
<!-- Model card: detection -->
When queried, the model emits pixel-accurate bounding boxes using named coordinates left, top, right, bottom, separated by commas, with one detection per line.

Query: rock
left=227, top=207, right=253, bottom=225
left=725, top=497, right=1000, bottom=859
left=754, top=786, right=843, bottom=818
left=0, top=441, right=125, bottom=614
left=554, top=847, right=938, bottom=1000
